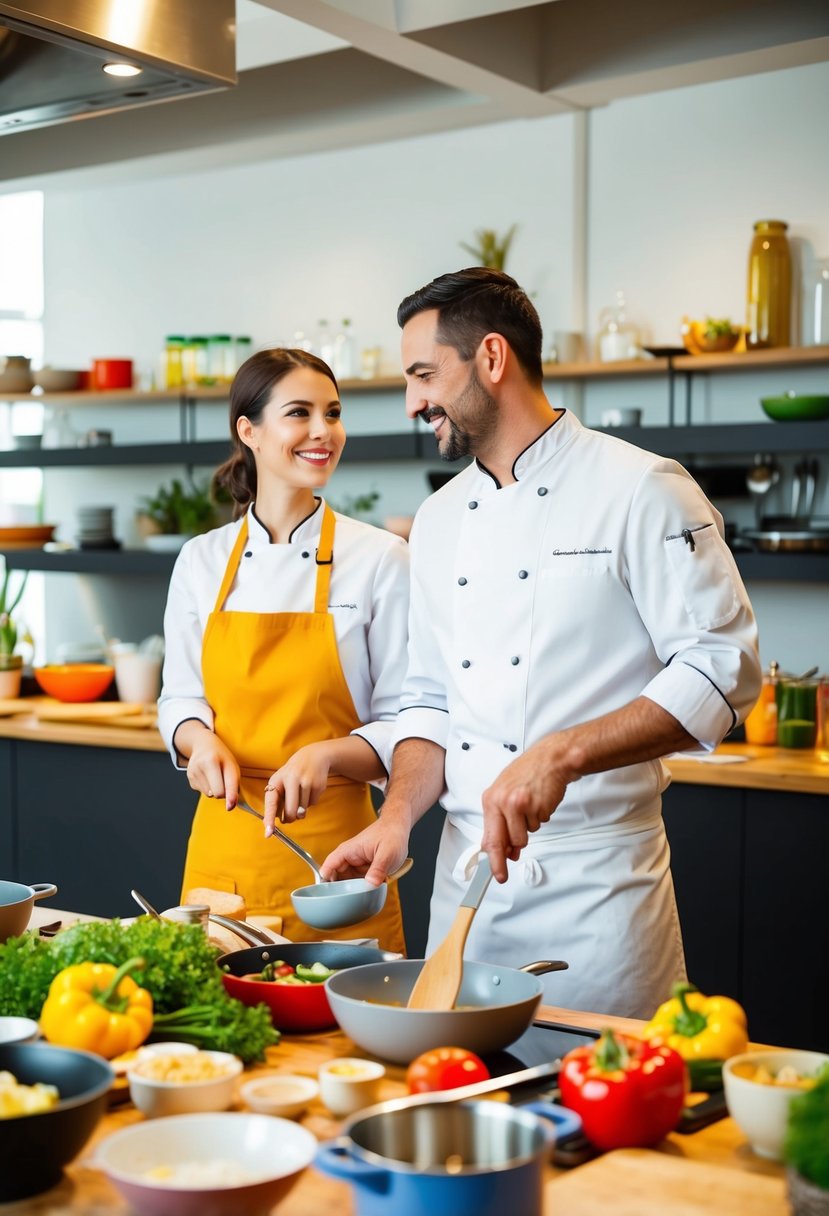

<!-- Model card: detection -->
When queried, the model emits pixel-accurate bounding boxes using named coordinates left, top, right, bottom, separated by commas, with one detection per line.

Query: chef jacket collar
left=475, top=407, right=576, bottom=487
left=246, top=497, right=324, bottom=546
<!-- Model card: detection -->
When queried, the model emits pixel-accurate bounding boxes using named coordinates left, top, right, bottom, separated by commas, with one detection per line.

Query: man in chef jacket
left=323, top=267, right=761, bottom=1018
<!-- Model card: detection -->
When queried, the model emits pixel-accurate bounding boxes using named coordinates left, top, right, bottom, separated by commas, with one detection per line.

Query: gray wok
left=325, top=958, right=568, bottom=1064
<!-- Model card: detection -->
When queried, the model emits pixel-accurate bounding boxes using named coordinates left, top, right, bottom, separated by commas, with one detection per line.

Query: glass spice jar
left=746, top=219, right=791, bottom=350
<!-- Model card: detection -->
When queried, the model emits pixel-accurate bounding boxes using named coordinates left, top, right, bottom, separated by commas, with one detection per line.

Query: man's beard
left=436, top=369, right=497, bottom=462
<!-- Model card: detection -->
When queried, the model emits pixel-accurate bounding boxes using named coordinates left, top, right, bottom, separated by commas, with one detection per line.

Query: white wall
left=8, top=60, right=829, bottom=673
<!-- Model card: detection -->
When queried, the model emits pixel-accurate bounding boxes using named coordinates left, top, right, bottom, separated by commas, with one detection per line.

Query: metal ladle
left=236, top=799, right=413, bottom=930
left=746, top=454, right=779, bottom=527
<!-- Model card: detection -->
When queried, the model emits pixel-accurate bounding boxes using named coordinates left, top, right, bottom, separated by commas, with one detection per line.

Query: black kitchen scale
left=482, top=1019, right=728, bottom=1167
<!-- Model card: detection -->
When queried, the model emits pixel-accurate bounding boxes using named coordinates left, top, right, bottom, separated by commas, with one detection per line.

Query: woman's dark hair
left=213, top=348, right=339, bottom=513
left=397, top=267, right=544, bottom=386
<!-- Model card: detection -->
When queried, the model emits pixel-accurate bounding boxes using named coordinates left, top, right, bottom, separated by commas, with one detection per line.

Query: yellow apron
left=180, top=504, right=406, bottom=954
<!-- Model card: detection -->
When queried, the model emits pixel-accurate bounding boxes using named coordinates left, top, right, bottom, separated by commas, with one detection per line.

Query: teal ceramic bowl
left=760, top=393, right=829, bottom=422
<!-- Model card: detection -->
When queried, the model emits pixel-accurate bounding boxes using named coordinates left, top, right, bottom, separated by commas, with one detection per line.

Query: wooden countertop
left=1, top=702, right=827, bottom=793
left=11, top=909, right=788, bottom=1214
left=10, top=1004, right=788, bottom=1216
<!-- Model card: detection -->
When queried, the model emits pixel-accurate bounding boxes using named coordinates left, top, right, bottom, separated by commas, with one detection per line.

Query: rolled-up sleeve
left=627, top=461, right=761, bottom=750
left=157, top=541, right=214, bottom=768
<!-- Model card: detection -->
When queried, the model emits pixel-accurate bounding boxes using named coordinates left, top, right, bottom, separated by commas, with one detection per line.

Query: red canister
left=92, top=358, right=133, bottom=390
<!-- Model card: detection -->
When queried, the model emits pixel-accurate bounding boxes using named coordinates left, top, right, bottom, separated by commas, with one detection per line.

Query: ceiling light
left=102, top=62, right=143, bottom=77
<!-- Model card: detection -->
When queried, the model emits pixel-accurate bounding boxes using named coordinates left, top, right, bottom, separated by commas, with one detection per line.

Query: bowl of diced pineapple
left=723, top=1049, right=829, bottom=1161
left=0, top=1042, right=114, bottom=1202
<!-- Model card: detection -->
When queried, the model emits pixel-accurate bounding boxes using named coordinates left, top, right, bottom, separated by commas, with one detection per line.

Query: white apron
left=426, top=805, right=686, bottom=1020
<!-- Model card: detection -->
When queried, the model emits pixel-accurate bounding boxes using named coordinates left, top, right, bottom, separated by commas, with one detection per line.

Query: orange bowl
left=34, top=664, right=115, bottom=703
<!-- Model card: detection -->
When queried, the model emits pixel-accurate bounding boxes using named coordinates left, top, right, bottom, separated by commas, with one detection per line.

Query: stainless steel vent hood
left=0, top=0, right=236, bottom=135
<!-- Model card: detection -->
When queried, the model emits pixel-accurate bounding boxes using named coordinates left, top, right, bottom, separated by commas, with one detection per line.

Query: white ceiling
left=2, top=0, right=827, bottom=184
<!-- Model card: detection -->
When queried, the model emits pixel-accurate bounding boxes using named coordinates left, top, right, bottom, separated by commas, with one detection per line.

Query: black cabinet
left=663, top=781, right=829, bottom=1051
left=7, top=740, right=195, bottom=917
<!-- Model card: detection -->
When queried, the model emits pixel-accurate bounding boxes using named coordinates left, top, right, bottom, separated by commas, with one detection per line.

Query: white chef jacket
left=158, top=500, right=410, bottom=775
left=398, top=409, right=760, bottom=1017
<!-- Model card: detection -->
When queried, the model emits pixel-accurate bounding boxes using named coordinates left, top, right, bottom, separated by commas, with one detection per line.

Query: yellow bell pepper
left=40, top=957, right=153, bottom=1059
left=641, top=981, right=748, bottom=1061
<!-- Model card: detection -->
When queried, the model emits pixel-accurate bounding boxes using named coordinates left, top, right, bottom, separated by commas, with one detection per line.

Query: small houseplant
left=459, top=224, right=517, bottom=271
left=785, top=1070, right=829, bottom=1214
left=0, top=568, right=30, bottom=698
left=138, top=476, right=219, bottom=546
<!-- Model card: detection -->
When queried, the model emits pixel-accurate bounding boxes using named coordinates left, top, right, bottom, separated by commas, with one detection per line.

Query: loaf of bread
left=183, top=887, right=247, bottom=921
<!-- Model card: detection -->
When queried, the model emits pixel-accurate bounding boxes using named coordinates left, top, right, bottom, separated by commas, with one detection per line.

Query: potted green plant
left=785, top=1070, right=829, bottom=1214
left=0, top=569, right=30, bottom=698
left=137, top=476, right=219, bottom=551
left=459, top=224, right=517, bottom=271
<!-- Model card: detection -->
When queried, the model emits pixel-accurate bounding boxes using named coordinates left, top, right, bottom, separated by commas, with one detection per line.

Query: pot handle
left=519, top=960, right=569, bottom=975
left=521, top=1100, right=582, bottom=1145
left=314, top=1140, right=391, bottom=1195
left=29, top=883, right=58, bottom=902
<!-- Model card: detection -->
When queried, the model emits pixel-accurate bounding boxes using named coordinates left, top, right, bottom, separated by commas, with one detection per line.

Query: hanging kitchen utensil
left=746, top=454, right=779, bottom=527
left=406, top=854, right=493, bottom=1011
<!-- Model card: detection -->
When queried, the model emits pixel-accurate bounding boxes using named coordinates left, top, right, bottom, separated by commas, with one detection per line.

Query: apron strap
left=314, top=504, right=335, bottom=614
left=212, top=518, right=249, bottom=613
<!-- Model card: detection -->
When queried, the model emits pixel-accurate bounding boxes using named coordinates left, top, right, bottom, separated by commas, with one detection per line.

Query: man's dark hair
left=397, top=267, right=544, bottom=386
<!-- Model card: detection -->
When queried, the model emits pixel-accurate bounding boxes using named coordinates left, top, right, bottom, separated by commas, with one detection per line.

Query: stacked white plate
left=76, top=505, right=118, bottom=549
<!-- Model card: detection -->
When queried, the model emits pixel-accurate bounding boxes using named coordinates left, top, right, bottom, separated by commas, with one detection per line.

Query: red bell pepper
left=559, top=1029, right=687, bottom=1151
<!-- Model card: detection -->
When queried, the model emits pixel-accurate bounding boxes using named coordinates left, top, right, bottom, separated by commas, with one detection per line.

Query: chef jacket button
left=508, top=744, right=518, bottom=752
left=468, top=500, right=478, bottom=510
left=461, top=659, right=471, bottom=669
left=458, top=577, right=467, bottom=586
left=510, top=656, right=520, bottom=665
left=301, top=550, right=310, bottom=558
left=537, top=486, right=548, bottom=496
left=244, top=550, right=252, bottom=558
left=518, top=569, right=528, bottom=579
left=461, top=742, right=470, bottom=750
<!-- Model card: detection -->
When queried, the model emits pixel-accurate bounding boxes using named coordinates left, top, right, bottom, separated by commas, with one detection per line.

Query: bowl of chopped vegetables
left=127, top=1049, right=242, bottom=1118
left=0, top=1041, right=114, bottom=1202
left=217, top=941, right=399, bottom=1034
left=723, top=1049, right=829, bottom=1161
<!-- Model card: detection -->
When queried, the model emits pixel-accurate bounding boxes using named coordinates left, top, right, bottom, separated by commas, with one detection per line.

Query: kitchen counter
left=1, top=704, right=827, bottom=793
left=8, top=996, right=787, bottom=1215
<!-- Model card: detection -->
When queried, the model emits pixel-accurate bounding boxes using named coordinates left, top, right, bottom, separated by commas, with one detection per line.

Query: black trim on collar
left=473, top=410, right=566, bottom=487
left=288, top=497, right=323, bottom=543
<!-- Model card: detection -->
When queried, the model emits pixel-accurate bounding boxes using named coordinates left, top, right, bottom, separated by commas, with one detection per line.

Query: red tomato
left=274, top=964, right=294, bottom=977
left=406, top=1047, right=490, bottom=1094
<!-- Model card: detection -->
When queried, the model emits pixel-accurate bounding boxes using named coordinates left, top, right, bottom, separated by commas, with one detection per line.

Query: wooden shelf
left=594, top=418, right=829, bottom=456
left=1, top=346, right=826, bottom=406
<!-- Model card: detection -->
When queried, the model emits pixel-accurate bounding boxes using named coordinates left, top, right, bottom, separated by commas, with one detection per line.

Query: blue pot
left=315, top=1098, right=580, bottom=1216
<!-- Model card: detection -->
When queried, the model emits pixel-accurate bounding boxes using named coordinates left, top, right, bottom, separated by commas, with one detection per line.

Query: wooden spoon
left=406, top=854, right=493, bottom=1011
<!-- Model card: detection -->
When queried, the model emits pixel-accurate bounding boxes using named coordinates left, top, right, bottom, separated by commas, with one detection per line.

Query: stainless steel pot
left=0, top=882, right=58, bottom=943
left=743, top=528, right=829, bottom=552
left=325, top=958, right=568, bottom=1064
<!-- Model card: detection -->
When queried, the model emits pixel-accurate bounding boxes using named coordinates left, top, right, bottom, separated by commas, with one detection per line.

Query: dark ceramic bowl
left=217, top=941, right=398, bottom=1033
left=0, top=1042, right=114, bottom=1201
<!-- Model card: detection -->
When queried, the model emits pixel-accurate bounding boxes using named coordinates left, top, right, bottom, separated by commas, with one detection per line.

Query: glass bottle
left=163, top=335, right=184, bottom=389
left=746, top=220, right=791, bottom=349
left=596, top=291, right=639, bottom=362
left=332, top=318, right=356, bottom=379
left=315, top=319, right=335, bottom=367
left=234, top=336, right=252, bottom=374
left=806, top=257, right=829, bottom=347
left=207, top=335, right=234, bottom=383
left=744, top=659, right=779, bottom=746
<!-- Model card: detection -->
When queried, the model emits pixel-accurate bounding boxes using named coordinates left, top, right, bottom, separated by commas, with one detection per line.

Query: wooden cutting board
left=545, top=1149, right=787, bottom=1215
left=0, top=697, right=33, bottom=716
left=30, top=700, right=157, bottom=727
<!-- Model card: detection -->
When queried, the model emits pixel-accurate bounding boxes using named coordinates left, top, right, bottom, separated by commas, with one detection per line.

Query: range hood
left=0, top=0, right=236, bottom=136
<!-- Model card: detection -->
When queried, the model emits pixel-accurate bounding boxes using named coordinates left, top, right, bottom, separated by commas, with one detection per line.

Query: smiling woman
left=156, top=347, right=410, bottom=953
